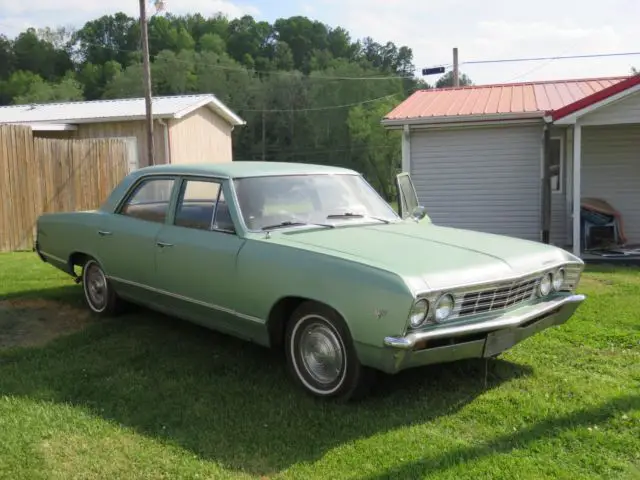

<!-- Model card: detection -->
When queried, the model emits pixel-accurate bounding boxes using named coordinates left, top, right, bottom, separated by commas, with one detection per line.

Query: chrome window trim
left=231, top=173, right=401, bottom=234
left=115, top=175, right=178, bottom=213
left=172, top=176, right=238, bottom=235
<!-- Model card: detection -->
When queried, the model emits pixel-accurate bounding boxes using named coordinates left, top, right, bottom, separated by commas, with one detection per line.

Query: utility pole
left=140, top=0, right=154, bottom=166
left=453, top=47, right=459, bottom=87
left=261, top=109, right=266, bottom=161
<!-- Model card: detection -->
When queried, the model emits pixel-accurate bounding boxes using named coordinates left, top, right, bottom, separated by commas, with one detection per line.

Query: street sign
left=422, top=66, right=446, bottom=76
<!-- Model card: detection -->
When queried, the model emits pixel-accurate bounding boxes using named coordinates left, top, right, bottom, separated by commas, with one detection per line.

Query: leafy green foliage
left=12, top=73, right=84, bottom=104
left=0, top=11, right=473, bottom=197
left=348, top=98, right=402, bottom=200
left=435, top=70, right=474, bottom=88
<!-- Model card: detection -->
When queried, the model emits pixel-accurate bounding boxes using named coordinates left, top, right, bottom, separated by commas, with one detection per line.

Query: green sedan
left=35, top=162, right=586, bottom=401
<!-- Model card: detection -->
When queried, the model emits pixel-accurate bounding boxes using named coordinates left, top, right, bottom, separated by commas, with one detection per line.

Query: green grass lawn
left=0, top=253, right=638, bottom=479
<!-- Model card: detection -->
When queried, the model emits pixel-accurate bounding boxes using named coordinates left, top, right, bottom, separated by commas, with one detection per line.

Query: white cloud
left=0, top=0, right=258, bottom=39
left=314, top=0, right=639, bottom=84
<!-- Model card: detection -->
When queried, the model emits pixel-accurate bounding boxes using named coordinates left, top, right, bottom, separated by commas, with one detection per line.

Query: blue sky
left=0, top=0, right=638, bottom=85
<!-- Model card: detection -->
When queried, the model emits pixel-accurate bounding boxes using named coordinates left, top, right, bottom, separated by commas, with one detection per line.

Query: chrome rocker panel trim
left=384, top=293, right=586, bottom=350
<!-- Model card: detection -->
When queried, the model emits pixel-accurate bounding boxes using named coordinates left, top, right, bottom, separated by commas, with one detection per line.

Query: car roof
left=133, top=161, right=358, bottom=179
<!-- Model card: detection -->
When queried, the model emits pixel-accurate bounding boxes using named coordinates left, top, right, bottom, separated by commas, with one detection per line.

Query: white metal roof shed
left=0, top=94, right=246, bottom=128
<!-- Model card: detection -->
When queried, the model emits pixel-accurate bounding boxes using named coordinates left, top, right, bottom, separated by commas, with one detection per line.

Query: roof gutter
left=381, top=111, right=546, bottom=129
left=7, top=115, right=175, bottom=125
left=19, top=122, right=78, bottom=131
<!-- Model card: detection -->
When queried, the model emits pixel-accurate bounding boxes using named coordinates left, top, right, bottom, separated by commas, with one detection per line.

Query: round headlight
left=552, top=268, right=565, bottom=291
left=409, top=299, right=429, bottom=328
left=434, top=294, right=454, bottom=322
left=539, top=273, right=552, bottom=296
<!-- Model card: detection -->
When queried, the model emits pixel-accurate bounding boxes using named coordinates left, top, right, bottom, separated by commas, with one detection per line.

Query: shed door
left=409, top=125, right=543, bottom=241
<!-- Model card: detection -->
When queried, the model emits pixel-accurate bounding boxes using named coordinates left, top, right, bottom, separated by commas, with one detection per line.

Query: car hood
left=271, top=221, right=575, bottom=293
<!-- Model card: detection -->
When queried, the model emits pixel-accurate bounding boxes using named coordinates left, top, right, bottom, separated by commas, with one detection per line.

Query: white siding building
left=382, top=75, right=640, bottom=257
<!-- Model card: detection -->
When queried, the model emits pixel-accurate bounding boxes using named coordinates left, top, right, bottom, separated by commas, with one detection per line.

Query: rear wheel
left=81, top=258, right=121, bottom=316
left=285, top=301, right=374, bottom=401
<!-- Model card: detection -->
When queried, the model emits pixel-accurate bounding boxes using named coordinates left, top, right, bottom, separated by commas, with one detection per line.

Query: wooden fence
left=0, top=124, right=131, bottom=252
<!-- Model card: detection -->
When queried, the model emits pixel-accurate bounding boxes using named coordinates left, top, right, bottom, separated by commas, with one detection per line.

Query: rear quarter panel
left=236, top=238, right=415, bottom=352
left=37, top=211, right=110, bottom=273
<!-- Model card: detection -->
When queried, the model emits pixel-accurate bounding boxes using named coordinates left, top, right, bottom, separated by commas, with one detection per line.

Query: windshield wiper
left=326, top=212, right=390, bottom=224
left=261, top=220, right=335, bottom=231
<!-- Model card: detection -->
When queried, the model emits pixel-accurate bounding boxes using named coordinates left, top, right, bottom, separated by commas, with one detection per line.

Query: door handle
left=97, top=230, right=112, bottom=236
left=156, top=241, right=174, bottom=248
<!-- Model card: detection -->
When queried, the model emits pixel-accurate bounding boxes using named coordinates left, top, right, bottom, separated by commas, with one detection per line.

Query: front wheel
left=81, top=258, right=121, bottom=316
left=284, top=301, right=374, bottom=401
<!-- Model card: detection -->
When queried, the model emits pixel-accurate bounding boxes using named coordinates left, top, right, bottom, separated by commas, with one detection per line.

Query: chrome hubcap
left=86, top=263, right=107, bottom=308
left=300, top=323, right=344, bottom=385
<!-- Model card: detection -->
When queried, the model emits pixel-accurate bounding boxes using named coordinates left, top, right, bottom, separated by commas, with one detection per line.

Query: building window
left=549, top=137, right=563, bottom=193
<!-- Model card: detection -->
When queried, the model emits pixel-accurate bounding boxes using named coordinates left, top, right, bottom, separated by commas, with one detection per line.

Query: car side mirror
left=410, top=205, right=429, bottom=222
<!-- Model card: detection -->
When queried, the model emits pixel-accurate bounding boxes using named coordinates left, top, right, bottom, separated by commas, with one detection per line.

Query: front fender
left=236, top=239, right=415, bottom=349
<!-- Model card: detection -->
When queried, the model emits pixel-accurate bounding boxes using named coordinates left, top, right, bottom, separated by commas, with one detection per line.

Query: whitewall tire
left=285, top=301, right=374, bottom=401
left=81, top=258, right=121, bottom=316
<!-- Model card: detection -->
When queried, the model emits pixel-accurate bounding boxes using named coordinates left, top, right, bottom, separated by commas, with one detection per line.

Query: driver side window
left=173, top=178, right=236, bottom=233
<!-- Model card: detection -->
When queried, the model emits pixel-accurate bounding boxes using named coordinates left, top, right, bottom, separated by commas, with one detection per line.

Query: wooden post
left=453, top=47, right=459, bottom=87
left=572, top=123, right=582, bottom=256
left=541, top=125, right=551, bottom=244
left=401, top=124, right=410, bottom=173
left=140, top=0, right=155, bottom=166
left=261, top=109, right=266, bottom=161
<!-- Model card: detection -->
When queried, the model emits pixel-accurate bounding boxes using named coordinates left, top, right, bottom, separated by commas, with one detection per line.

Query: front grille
left=458, top=277, right=539, bottom=317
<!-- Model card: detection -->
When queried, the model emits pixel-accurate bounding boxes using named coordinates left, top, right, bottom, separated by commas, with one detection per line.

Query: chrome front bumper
left=384, top=293, right=586, bottom=350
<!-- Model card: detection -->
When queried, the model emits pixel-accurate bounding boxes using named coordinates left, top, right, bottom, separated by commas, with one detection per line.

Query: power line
left=422, top=50, right=640, bottom=76
left=501, top=46, right=577, bottom=83
left=455, top=51, right=640, bottom=67
left=241, top=93, right=399, bottom=112
left=252, top=143, right=398, bottom=155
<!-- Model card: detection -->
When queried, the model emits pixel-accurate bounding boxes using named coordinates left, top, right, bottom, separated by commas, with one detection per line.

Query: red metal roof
left=384, top=75, right=637, bottom=123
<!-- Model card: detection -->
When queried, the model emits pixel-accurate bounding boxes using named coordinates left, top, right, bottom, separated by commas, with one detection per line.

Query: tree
left=0, top=70, right=43, bottom=104
left=199, top=33, right=226, bottom=54
left=71, top=13, right=139, bottom=67
left=347, top=97, right=402, bottom=200
left=435, top=70, right=473, bottom=88
left=12, top=72, right=83, bottom=104
left=0, top=13, right=420, bottom=198
left=12, top=28, right=73, bottom=82
left=102, top=63, right=145, bottom=98
left=0, top=35, right=15, bottom=81
left=36, top=26, right=75, bottom=50
left=148, top=15, right=195, bottom=56
left=76, top=60, right=122, bottom=100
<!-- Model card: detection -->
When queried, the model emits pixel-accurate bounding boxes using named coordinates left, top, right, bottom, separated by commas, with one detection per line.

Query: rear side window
left=119, top=178, right=175, bottom=224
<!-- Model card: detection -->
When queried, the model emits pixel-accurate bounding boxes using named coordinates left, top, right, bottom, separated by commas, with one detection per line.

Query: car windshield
left=233, top=173, right=400, bottom=231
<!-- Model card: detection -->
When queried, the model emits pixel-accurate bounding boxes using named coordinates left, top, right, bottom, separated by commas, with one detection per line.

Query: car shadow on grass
left=358, top=393, right=640, bottom=479
left=0, top=285, right=535, bottom=477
